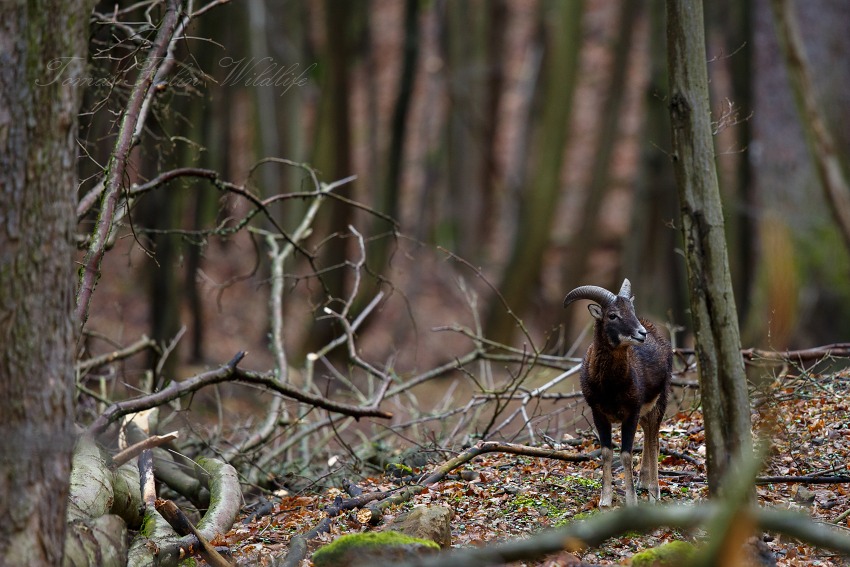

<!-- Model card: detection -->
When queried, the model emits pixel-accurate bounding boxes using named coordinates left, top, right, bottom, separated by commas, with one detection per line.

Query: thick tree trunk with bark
left=0, top=1, right=92, bottom=564
left=665, top=1, right=752, bottom=493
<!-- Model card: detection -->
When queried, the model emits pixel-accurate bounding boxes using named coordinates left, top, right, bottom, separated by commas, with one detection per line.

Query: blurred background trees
left=79, top=0, right=850, bottom=385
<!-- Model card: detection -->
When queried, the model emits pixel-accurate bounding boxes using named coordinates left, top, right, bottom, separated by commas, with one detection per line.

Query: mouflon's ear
left=588, top=303, right=603, bottom=320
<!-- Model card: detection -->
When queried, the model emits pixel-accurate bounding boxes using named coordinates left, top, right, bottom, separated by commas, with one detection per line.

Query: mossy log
left=127, top=456, right=241, bottom=567
left=63, top=435, right=133, bottom=567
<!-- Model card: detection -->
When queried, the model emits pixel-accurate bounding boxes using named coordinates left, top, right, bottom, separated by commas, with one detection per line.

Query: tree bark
left=0, top=1, right=92, bottom=564
left=666, top=1, right=752, bottom=494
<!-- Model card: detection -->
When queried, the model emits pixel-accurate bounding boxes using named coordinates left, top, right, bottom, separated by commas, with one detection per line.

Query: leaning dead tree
left=770, top=0, right=850, bottom=253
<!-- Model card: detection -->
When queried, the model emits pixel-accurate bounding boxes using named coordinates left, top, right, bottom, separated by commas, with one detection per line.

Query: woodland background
left=4, top=0, right=850, bottom=565
left=81, top=0, right=850, bottom=387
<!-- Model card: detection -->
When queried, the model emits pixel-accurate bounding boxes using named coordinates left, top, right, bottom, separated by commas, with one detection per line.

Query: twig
left=112, top=431, right=179, bottom=468
left=154, top=325, right=186, bottom=387
left=436, top=246, right=538, bottom=353
left=76, top=335, right=159, bottom=373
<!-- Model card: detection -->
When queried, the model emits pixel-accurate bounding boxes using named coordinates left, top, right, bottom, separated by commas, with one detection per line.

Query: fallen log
left=156, top=499, right=232, bottom=567
left=127, top=455, right=242, bottom=567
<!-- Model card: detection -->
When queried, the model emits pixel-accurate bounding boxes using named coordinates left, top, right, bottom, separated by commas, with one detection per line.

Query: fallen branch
left=130, top=457, right=241, bottom=567
left=361, top=441, right=588, bottom=524
left=755, top=475, right=850, bottom=485
left=275, top=442, right=587, bottom=564
left=741, top=343, right=850, bottom=363
left=274, top=517, right=334, bottom=567
left=87, top=351, right=392, bottom=437
left=274, top=481, right=394, bottom=567
left=673, top=344, right=850, bottom=364
left=395, top=504, right=850, bottom=567
left=123, top=422, right=210, bottom=508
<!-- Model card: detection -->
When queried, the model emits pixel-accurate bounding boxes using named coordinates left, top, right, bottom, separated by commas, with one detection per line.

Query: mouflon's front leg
left=599, top=446, right=614, bottom=507
left=592, top=410, right=614, bottom=508
left=620, top=413, right=640, bottom=506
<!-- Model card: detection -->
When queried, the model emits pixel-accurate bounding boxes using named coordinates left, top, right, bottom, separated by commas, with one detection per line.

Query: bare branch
left=76, top=0, right=182, bottom=327
left=87, top=352, right=392, bottom=437
left=76, top=335, right=159, bottom=373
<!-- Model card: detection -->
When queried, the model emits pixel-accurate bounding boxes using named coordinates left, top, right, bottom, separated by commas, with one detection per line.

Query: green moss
left=138, top=510, right=158, bottom=537
left=631, top=541, right=696, bottom=567
left=563, top=474, right=601, bottom=490
left=312, top=532, right=439, bottom=566
left=385, top=462, right=414, bottom=477
left=509, top=493, right=560, bottom=515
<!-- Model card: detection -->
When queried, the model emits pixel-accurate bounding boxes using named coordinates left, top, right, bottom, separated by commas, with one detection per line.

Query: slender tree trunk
left=298, top=0, right=362, bottom=357
left=485, top=0, right=584, bottom=346
left=666, top=1, right=752, bottom=494
left=626, top=0, right=688, bottom=325
left=0, top=1, right=92, bottom=564
left=724, top=0, right=756, bottom=323
left=563, top=0, right=639, bottom=292
left=372, top=0, right=420, bottom=277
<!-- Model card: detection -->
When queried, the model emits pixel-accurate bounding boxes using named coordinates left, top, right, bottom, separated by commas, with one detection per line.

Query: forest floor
left=205, top=367, right=850, bottom=566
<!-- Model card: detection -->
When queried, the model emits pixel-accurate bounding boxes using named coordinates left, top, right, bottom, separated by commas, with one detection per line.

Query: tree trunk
left=298, top=0, right=362, bottom=358
left=485, top=0, right=584, bottom=346
left=563, top=0, right=639, bottom=293
left=626, top=0, right=688, bottom=326
left=371, top=0, right=420, bottom=278
left=666, top=1, right=752, bottom=494
left=0, top=1, right=92, bottom=564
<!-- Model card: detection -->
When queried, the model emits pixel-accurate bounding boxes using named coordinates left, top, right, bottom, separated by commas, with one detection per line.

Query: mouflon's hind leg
left=638, top=407, right=662, bottom=502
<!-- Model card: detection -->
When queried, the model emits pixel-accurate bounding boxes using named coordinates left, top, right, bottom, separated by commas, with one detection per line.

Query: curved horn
left=563, top=285, right=616, bottom=308
left=618, top=278, right=632, bottom=298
